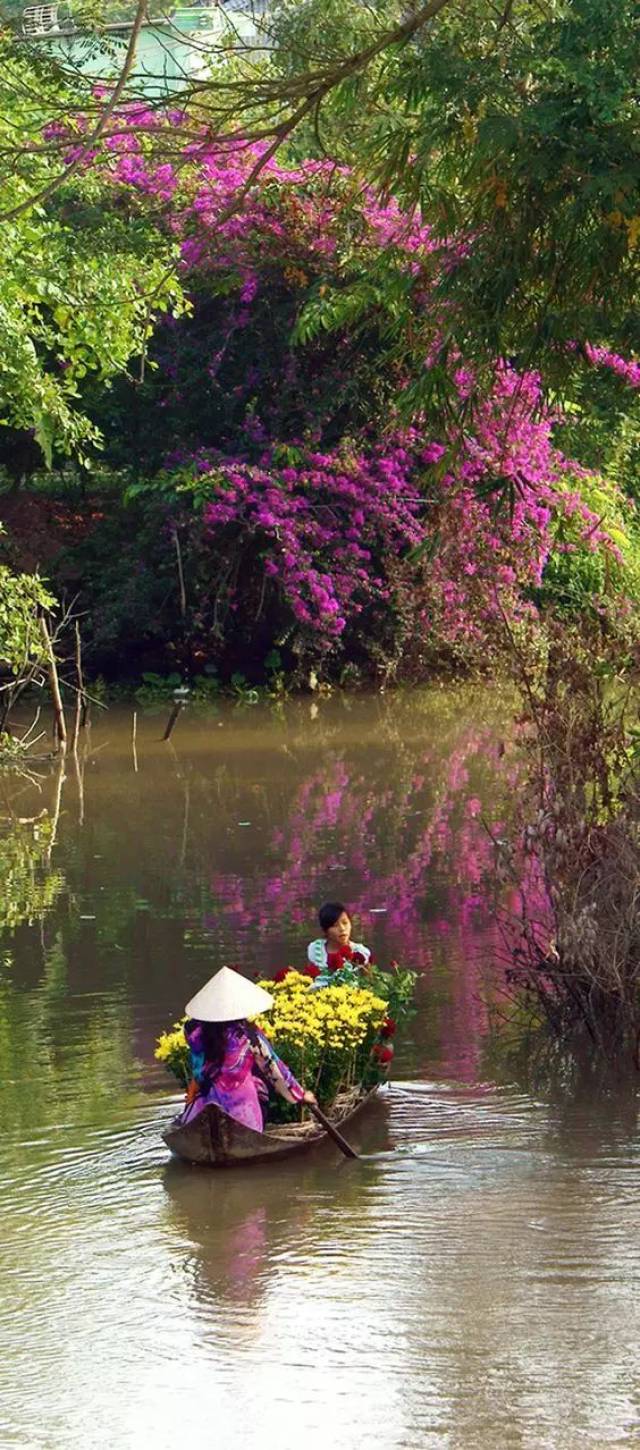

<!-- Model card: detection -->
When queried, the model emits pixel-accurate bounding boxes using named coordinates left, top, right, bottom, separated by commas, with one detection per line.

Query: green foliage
left=541, top=470, right=640, bottom=615
left=134, top=670, right=185, bottom=702
left=264, top=648, right=287, bottom=696
left=0, top=43, right=184, bottom=464
left=556, top=377, right=640, bottom=501
left=0, top=541, right=55, bottom=676
left=366, top=964, right=418, bottom=1025
left=0, top=730, right=38, bottom=763
left=277, top=0, right=640, bottom=406
left=229, top=672, right=260, bottom=703
left=131, top=669, right=221, bottom=702
left=269, top=0, right=395, bottom=161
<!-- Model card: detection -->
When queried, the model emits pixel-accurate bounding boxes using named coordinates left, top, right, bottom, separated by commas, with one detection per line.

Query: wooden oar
left=307, top=1100, right=360, bottom=1159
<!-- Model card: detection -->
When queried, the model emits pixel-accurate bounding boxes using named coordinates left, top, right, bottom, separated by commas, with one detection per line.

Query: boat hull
left=162, top=1086, right=381, bottom=1166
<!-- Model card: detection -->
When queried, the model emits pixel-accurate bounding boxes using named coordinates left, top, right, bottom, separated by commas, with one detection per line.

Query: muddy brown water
left=0, top=691, right=638, bottom=1449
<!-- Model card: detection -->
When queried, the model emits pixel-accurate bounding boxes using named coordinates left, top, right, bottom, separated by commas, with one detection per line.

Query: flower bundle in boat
left=254, top=972, right=387, bottom=1120
left=155, top=964, right=416, bottom=1124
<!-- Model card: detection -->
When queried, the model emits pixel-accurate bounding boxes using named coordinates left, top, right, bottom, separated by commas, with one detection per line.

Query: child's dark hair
left=185, top=1018, right=243, bottom=1077
left=318, top=901, right=350, bottom=932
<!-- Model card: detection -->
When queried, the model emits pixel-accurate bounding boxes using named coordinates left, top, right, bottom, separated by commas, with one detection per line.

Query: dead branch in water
left=38, top=614, right=67, bottom=753
left=71, top=620, right=85, bottom=754
left=162, top=701, right=185, bottom=742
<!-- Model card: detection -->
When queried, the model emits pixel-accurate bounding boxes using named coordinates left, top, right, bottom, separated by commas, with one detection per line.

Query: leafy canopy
left=0, top=43, right=184, bottom=463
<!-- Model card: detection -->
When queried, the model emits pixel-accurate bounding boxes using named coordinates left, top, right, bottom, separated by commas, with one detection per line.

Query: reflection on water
left=0, top=691, right=639, bottom=1449
left=0, top=690, right=513, bottom=1085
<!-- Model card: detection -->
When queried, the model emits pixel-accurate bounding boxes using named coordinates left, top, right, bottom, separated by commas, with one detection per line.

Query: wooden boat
left=163, top=1084, right=381, bottom=1166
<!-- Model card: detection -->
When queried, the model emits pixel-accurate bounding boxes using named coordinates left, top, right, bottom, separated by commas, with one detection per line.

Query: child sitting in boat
left=179, top=966, right=316, bottom=1133
left=307, top=901, right=372, bottom=987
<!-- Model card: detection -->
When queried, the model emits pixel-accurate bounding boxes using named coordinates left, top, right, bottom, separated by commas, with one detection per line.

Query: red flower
left=381, top=1017, right=397, bottom=1037
left=304, top=963, right=321, bottom=979
left=373, top=1044, right=394, bottom=1065
left=273, top=966, right=293, bottom=983
left=327, top=944, right=357, bottom=973
left=352, top=950, right=366, bottom=966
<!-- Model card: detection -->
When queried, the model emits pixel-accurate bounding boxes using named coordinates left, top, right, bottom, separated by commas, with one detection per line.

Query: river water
left=0, top=691, right=638, bottom=1449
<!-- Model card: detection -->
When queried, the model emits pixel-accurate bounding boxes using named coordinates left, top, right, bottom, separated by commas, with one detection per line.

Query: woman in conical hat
left=178, top=966, right=316, bottom=1133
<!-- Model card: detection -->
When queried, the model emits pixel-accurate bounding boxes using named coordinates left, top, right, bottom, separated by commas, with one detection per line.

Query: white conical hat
left=185, top=966, right=273, bottom=1023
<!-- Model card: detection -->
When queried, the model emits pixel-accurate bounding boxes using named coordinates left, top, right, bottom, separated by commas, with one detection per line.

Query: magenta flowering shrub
left=199, top=438, right=423, bottom=648
left=48, top=105, right=640, bottom=673
left=182, top=367, right=623, bottom=663
left=93, top=111, right=444, bottom=280
left=583, top=344, right=640, bottom=390
left=84, top=122, right=449, bottom=473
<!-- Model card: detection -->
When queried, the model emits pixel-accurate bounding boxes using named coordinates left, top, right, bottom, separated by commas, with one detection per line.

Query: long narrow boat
left=163, top=1084, right=381, bottom=1166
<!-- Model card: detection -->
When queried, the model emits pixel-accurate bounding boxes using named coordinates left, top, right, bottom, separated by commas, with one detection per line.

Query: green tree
left=12, top=0, right=640, bottom=421
left=267, top=0, right=640, bottom=411
left=5, top=2, right=639, bottom=402
left=0, top=42, right=184, bottom=466
left=0, top=548, right=55, bottom=679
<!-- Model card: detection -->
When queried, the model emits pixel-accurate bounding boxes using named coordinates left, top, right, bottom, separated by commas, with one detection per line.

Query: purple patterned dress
left=179, top=1020, right=304, bottom=1133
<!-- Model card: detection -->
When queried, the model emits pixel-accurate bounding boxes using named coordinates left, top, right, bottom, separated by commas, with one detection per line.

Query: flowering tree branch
left=2, top=0, right=458, bottom=219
